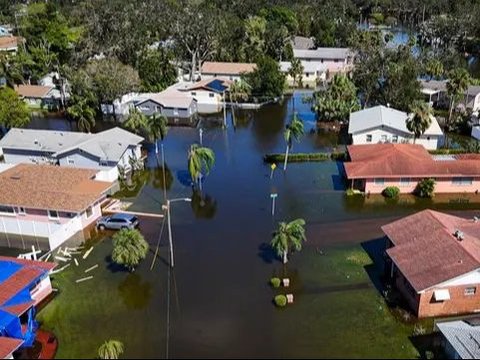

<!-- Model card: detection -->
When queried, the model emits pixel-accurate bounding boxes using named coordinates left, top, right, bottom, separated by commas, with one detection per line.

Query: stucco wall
left=351, top=127, right=441, bottom=150
left=364, top=177, right=480, bottom=194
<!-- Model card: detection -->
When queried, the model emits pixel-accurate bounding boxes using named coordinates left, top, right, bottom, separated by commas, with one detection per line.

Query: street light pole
left=270, top=193, right=278, bottom=217
left=163, top=198, right=191, bottom=268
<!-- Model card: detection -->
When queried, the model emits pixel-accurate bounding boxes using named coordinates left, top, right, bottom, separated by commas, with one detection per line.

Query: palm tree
left=123, top=108, right=148, bottom=135
left=188, top=144, right=215, bottom=191
left=67, top=98, right=95, bottom=133
left=446, top=68, right=470, bottom=128
left=406, top=101, right=432, bottom=143
left=424, top=59, right=444, bottom=81
left=283, top=114, right=304, bottom=171
left=228, top=80, right=251, bottom=129
left=288, top=58, right=304, bottom=89
left=98, top=340, right=124, bottom=359
left=146, top=114, right=168, bottom=156
left=270, top=218, right=307, bottom=264
left=111, top=229, right=149, bottom=272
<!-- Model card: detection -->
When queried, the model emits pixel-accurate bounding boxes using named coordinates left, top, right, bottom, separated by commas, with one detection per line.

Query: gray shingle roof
left=0, top=127, right=144, bottom=162
left=437, top=320, right=480, bottom=359
left=293, top=47, right=351, bottom=60
left=348, top=105, right=444, bottom=136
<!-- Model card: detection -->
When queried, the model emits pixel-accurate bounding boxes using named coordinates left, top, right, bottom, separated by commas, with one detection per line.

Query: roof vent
left=474, top=216, right=479, bottom=223
left=10, top=174, right=21, bottom=180
left=454, top=229, right=465, bottom=241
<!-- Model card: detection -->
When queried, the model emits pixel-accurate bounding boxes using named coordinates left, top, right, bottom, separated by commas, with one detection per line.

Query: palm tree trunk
left=282, top=250, right=288, bottom=264
left=283, top=145, right=290, bottom=171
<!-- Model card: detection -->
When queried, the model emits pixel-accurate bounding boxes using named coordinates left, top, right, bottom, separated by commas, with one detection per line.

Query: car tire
left=98, top=224, right=106, bottom=231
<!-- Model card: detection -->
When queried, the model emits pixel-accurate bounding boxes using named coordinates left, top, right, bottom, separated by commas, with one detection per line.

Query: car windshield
left=130, top=216, right=138, bottom=223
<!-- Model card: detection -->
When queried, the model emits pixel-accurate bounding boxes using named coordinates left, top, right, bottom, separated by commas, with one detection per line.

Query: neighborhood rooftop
left=0, top=337, right=24, bottom=359
left=0, top=36, right=22, bottom=50
left=201, top=61, right=256, bottom=75
left=348, top=105, right=443, bottom=136
left=344, top=143, right=480, bottom=179
left=382, top=210, right=480, bottom=292
left=293, top=47, right=351, bottom=59
left=14, top=84, right=54, bottom=99
left=436, top=319, right=480, bottom=359
left=0, top=127, right=143, bottom=162
left=0, top=164, right=113, bottom=213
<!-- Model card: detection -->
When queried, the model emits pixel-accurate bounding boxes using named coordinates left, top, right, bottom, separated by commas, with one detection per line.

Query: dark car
left=96, top=213, right=139, bottom=231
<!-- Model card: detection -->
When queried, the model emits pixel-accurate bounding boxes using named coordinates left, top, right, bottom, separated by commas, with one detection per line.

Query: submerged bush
left=415, top=178, right=436, bottom=198
left=263, top=152, right=346, bottom=163
left=270, top=277, right=281, bottom=288
left=382, top=186, right=400, bottom=198
left=274, top=294, right=287, bottom=307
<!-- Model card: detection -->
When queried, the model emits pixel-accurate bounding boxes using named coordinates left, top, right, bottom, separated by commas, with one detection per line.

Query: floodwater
left=34, top=92, right=478, bottom=358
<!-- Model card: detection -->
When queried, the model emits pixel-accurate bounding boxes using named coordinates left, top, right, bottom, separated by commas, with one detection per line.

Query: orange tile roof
left=14, top=84, right=54, bottom=98
left=0, top=36, right=22, bottom=50
left=201, top=61, right=256, bottom=75
left=383, top=210, right=480, bottom=292
left=0, top=337, right=24, bottom=359
left=345, top=143, right=480, bottom=179
left=0, top=164, right=113, bottom=213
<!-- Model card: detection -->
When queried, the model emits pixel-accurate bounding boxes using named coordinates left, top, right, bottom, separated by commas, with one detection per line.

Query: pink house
left=344, top=143, right=480, bottom=194
left=0, top=163, right=113, bottom=250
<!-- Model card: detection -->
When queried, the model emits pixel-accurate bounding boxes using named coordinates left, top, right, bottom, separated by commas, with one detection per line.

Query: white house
left=348, top=105, right=444, bottom=150
left=0, top=164, right=113, bottom=250
left=0, top=127, right=144, bottom=182
left=280, top=61, right=327, bottom=88
left=293, top=48, right=353, bottom=78
left=421, top=80, right=480, bottom=114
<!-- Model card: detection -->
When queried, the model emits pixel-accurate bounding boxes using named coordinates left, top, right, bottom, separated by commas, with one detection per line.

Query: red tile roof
left=1, top=301, right=35, bottom=316
left=0, top=36, right=23, bottom=50
left=383, top=210, right=480, bottom=292
left=14, top=84, right=54, bottom=98
left=345, top=143, right=480, bottom=179
left=201, top=62, right=256, bottom=75
left=0, top=337, right=24, bottom=359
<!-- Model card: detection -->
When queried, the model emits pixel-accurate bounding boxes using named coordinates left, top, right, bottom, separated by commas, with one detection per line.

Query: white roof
left=348, top=105, right=444, bottom=136
left=437, top=320, right=480, bottom=359
left=293, top=47, right=351, bottom=60
left=135, top=82, right=196, bottom=109
left=280, top=61, right=327, bottom=74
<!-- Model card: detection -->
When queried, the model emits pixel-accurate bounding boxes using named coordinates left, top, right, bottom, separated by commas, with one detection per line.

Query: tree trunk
left=448, top=98, right=454, bottom=130
left=283, top=145, right=290, bottom=171
left=282, top=250, right=288, bottom=264
left=190, top=51, right=197, bottom=82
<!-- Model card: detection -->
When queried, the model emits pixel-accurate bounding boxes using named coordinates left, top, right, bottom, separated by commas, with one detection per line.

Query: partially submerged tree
left=270, top=218, right=307, bottom=264
left=283, top=114, right=304, bottom=171
left=98, top=340, right=124, bottom=360
left=67, top=98, right=95, bottom=133
left=406, top=101, right=433, bottom=143
left=188, top=144, right=215, bottom=190
left=112, top=229, right=149, bottom=272
left=242, top=56, right=285, bottom=101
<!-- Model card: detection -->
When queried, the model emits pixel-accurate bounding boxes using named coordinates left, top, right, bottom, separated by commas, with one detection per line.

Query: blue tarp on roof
left=0, top=261, right=22, bottom=285
left=206, top=79, right=228, bottom=93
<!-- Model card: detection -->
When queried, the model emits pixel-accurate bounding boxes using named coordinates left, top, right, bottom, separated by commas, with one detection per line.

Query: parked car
left=96, top=213, right=139, bottom=231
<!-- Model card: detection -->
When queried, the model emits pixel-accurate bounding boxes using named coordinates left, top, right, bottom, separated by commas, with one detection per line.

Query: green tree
left=270, top=218, right=307, bottom=264
left=406, top=101, right=433, bottom=143
left=315, top=74, right=359, bottom=122
left=138, top=48, right=177, bottom=92
left=188, top=144, right=215, bottom=190
left=112, top=229, right=149, bottom=272
left=67, top=98, right=95, bottom=133
left=242, top=56, right=285, bottom=101
left=446, top=68, right=470, bottom=128
left=98, top=340, right=124, bottom=360
left=424, top=58, right=444, bottom=80
left=0, top=87, right=30, bottom=129
left=123, top=108, right=148, bottom=135
left=243, top=16, right=267, bottom=62
left=283, top=114, right=304, bottom=171
left=146, top=114, right=168, bottom=156
left=288, top=58, right=304, bottom=88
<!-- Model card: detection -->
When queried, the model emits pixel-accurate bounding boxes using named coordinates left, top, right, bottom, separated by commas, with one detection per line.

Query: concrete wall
left=364, top=177, right=480, bottom=194
left=351, top=127, right=442, bottom=150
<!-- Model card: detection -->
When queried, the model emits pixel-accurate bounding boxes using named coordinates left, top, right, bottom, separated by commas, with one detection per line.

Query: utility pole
left=223, top=91, right=227, bottom=128
left=199, top=128, right=203, bottom=145
left=270, top=193, right=278, bottom=217
left=163, top=198, right=192, bottom=268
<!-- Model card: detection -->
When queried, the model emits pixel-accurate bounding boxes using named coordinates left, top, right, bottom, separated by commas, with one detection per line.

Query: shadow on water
left=258, top=243, right=277, bottom=264
left=176, top=170, right=193, bottom=187
left=361, top=237, right=388, bottom=295
left=191, top=190, right=217, bottom=219
left=118, top=273, right=153, bottom=310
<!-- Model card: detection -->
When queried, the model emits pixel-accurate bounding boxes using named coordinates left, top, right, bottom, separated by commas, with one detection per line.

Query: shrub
left=382, top=186, right=400, bottom=198
left=370, top=12, right=384, bottom=24
left=112, top=229, right=149, bottom=271
left=415, top=178, right=436, bottom=198
left=270, top=277, right=281, bottom=288
left=274, top=294, right=287, bottom=307
left=263, top=152, right=347, bottom=163
left=345, top=188, right=356, bottom=196
left=413, top=324, right=426, bottom=336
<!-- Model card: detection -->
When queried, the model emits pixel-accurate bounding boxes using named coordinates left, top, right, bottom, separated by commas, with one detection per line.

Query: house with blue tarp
left=0, top=256, right=56, bottom=358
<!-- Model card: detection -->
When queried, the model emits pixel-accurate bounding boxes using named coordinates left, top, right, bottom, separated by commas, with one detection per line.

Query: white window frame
left=48, top=210, right=59, bottom=220
left=465, top=287, right=476, bottom=296
left=66, top=156, right=75, bottom=165
left=381, top=135, right=388, bottom=143
left=85, top=206, right=94, bottom=219
left=366, top=134, right=372, bottom=143
left=399, top=178, right=410, bottom=187
left=452, top=177, right=473, bottom=186
left=0, top=206, right=15, bottom=216
left=392, top=135, right=399, bottom=143
left=374, top=178, right=385, bottom=186
left=17, top=207, right=26, bottom=215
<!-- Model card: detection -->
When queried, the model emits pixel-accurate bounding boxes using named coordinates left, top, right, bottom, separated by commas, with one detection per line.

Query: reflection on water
left=118, top=273, right=153, bottom=310
left=190, top=189, right=217, bottom=219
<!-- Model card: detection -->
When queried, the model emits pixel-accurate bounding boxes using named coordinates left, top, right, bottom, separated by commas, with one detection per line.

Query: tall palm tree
left=67, top=98, right=95, bottom=133
left=270, top=218, right=307, bottom=264
left=446, top=68, right=470, bottom=127
left=188, top=144, right=215, bottom=191
left=98, top=340, right=124, bottom=359
left=283, top=114, right=304, bottom=171
left=146, top=114, right=168, bottom=155
left=228, top=80, right=251, bottom=129
left=406, top=101, right=432, bottom=143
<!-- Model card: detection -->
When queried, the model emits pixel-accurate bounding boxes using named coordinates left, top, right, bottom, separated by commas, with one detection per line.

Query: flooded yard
left=27, top=92, right=478, bottom=358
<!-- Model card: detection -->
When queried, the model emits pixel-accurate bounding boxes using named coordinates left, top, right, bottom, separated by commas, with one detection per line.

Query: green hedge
left=382, top=186, right=400, bottom=198
left=264, top=152, right=346, bottom=163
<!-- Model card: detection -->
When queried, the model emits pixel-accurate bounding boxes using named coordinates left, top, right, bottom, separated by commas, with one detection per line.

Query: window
left=209, top=93, right=215, bottom=98
left=465, top=287, right=477, bottom=296
left=392, top=135, right=399, bottom=143
left=0, top=206, right=15, bottom=215
left=17, top=207, right=26, bottom=215
left=334, top=59, right=340, bottom=63
left=452, top=177, right=473, bottom=186
left=48, top=210, right=59, bottom=220
left=173, top=108, right=179, bottom=116
left=381, top=135, right=388, bottom=143
left=85, top=206, right=93, bottom=218
left=191, top=92, right=196, bottom=96
left=366, top=134, right=372, bottom=143
left=374, top=178, right=385, bottom=186
left=67, top=157, right=74, bottom=165
left=99, top=160, right=108, bottom=167
left=305, top=73, right=310, bottom=78
left=399, top=178, right=410, bottom=186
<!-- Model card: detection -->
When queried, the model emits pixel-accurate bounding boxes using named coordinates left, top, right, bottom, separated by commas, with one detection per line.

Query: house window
left=392, top=135, right=399, bottom=143
left=465, top=287, right=477, bottom=296
left=17, top=207, right=26, bottom=215
left=305, top=73, right=310, bottom=78
left=366, top=134, right=372, bottom=143
left=99, top=160, right=108, bottom=167
left=67, top=157, right=74, bottom=165
left=452, top=177, right=473, bottom=186
left=48, top=210, right=59, bottom=220
left=209, top=93, right=215, bottom=98
left=374, top=178, right=385, bottom=186
left=400, top=178, right=410, bottom=186
left=191, top=92, right=196, bottom=96
left=85, top=206, right=93, bottom=218
left=0, top=206, right=15, bottom=215
left=173, top=108, right=179, bottom=116
left=381, top=135, right=388, bottom=143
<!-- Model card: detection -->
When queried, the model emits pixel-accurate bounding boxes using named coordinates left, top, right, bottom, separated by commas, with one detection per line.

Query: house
left=293, top=48, right=353, bottom=78
left=179, top=78, right=231, bottom=113
left=0, top=164, right=113, bottom=250
left=0, top=36, right=23, bottom=53
left=291, top=36, right=315, bottom=50
left=101, top=92, right=140, bottom=119
left=348, top=105, right=444, bottom=150
left=14, top=85, right=59, bottom=110
left=421, top=80, right=480, bottom=114
left=280, top=61, right=327, bottom=88
left=0, top=256, right=56, bottom=358
left=383, top=210, right=480, bottom=318
left=200, top=62, right=256, bottom=81
left=0, top=127, right=144, bottom=182
left=344, top=143, right=480, bottom=194
left=436, top=318, right=480, bottom=359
